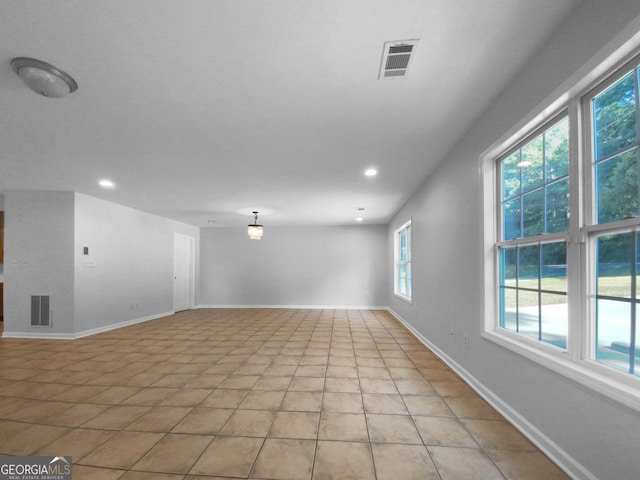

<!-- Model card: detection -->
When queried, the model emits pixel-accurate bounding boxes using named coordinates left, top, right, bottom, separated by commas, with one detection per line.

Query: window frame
left=394, top=218, right=412, bottom=304
left=482, top=46, right=640, bottom=412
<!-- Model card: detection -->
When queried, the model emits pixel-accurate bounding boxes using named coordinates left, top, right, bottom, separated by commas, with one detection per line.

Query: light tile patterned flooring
left=0, top=309, right=570, bottom=480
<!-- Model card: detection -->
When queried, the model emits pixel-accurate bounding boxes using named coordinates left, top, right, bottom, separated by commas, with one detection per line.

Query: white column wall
left=3, top=191, right=75, bottom=336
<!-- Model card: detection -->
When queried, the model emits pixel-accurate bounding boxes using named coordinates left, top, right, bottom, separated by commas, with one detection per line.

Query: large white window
left=394, top=220, right=412, bottom=302
left=586, top=59, right=640, bottom=377
left=484, top=50, right=640, bottom=408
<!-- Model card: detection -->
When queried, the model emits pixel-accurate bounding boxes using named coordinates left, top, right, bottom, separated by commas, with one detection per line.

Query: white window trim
left=394, top=218, right=412, bottom=304
left=480, top=30, right=640, bottom=412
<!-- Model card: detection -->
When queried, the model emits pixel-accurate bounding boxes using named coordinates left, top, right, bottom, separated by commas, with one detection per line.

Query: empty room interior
left=2, top=1, right=640, bottom=479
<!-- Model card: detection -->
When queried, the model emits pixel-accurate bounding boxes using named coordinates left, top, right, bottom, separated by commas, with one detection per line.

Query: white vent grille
left=31, top=295, right=51, bottom=327
left=379, top=40, right=419, bottom=79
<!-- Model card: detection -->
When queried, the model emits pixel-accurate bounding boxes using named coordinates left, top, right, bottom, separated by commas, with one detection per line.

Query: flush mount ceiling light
left=98, top=179, right=115, bottom=189
left=11, top=57, right=78, bottom=98
left=364, top=168, right=377, bottom=177
left=248, top=211, right=264, bottom=240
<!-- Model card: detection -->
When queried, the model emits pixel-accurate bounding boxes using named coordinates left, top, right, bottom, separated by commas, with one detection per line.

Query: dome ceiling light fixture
left=247, top=211, right=264, bottom=240
left=11, top=57, right=78, bottom=98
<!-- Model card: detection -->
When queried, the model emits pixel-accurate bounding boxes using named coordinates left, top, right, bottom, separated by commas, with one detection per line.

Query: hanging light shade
left=11, top=57, right=78, bottom=98
left=248, top=211, right=264, bottom=240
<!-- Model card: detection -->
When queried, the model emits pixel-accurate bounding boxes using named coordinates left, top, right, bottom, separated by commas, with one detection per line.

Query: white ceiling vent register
left=379, top=40, right=419, bottom=79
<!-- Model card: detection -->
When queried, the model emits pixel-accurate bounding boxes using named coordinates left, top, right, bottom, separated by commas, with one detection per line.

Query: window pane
left=541, top=293, right=567, bottom=349
left=523, top=188, right=544, bottom=237
left=501, top=287, right=518, bottom=332
left=546, top=178, right=569, bottom=233
left=541, top=242, right=566, bottom=293
left=502, top=198, right=521, bottom=240
left=407, top=262, right=412, bottom=296
left=521, top=137, right=544, bottom=192
left=595, top=148, right=639, bottom=223
left=518, top=289, right=539, bottom=342
left=545, top=117, right=569, bottom=181
left=399, top=230, right=407, bottom=261
left=518, top=245, right=539, bottom=287
left=500, top=247, right=517, bottom=287
left=597, top=232, right=632, bottom=298
left=596, top=298, right=632, bottom=374
left=593, top=71, right=637, bottom=161
left=398, top=264, right=407, bottom=295
left=502, top=152, right=521, bottom=200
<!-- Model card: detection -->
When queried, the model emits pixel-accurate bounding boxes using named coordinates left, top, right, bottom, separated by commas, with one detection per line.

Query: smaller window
left=394, top=220, right=412, bottom=302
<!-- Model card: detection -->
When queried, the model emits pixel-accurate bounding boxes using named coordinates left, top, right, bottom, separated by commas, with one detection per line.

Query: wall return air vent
left=379, top=39, right=419, bottom=79
left=31, top=295, right=51, bottom=327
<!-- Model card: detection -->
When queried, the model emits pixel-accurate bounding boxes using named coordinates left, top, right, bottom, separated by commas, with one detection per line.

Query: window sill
left=394, top=293, right=412, bottom=304
left=482, top=329, right=640, bottom=412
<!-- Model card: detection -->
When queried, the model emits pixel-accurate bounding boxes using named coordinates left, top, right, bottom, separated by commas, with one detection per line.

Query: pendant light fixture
left=11, top=57, right=78, bottom=98
left=247, top=211, right=264, bottom=240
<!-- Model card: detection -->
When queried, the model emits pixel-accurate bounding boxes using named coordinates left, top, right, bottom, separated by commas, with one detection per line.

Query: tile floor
left=0, top=309, right=570, bottom=479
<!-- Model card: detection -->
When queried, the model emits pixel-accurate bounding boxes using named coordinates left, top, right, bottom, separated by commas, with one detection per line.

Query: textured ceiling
left=0, top=0, right=581, bottom=227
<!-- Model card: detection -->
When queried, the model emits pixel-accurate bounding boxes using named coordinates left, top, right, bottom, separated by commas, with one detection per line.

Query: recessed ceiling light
left=356, top=217, right=364, bottom=222
left=207, top=220, right=216, bottom=224
left=98, top=179, right=115, bottom=188
left=364, top=169, right=377, bottom=177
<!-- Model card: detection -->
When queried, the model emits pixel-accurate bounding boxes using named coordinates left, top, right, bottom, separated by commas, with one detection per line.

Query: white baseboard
left=74, top=311, right=175, bottom=338
left=1, top=331, right=77, bottom=340
left=387, top=308, right=595, bottom=480
left=1, top=311, right=174, bottom=340
left=196, top=304, right=388, bottom=310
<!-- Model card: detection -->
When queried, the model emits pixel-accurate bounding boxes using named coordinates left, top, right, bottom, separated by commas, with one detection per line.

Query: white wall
left=387, top=2, right=640, bottom=479
left=200, top=225, right=387, bottom=307
left=3, top=191, right=76, bottom=336
left=74, top=193, right=200, bottom=335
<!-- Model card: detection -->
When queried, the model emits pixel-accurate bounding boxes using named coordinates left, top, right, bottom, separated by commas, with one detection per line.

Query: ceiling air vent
left=379, top=40, right=419, bottom=79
